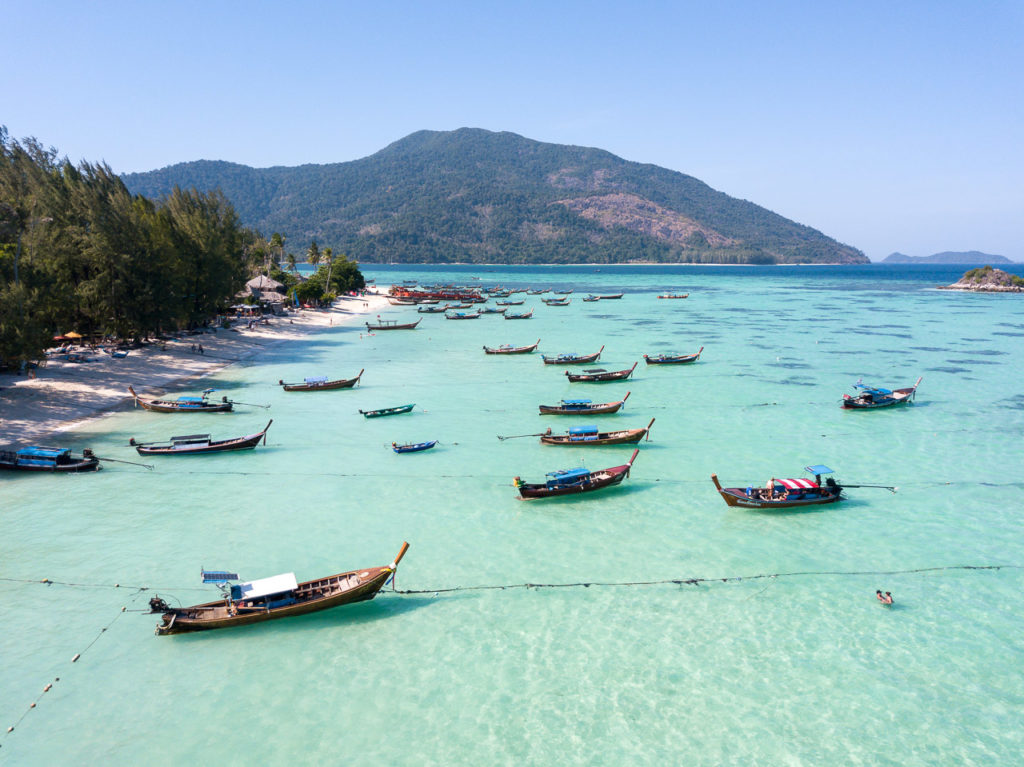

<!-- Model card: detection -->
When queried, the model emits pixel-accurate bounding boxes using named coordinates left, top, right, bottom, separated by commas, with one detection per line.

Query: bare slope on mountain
left=123, top=128, right=866, bottom=264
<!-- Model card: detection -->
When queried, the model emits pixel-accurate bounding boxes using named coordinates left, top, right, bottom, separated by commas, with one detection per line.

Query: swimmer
left=876, top=590, right=893, bottom=606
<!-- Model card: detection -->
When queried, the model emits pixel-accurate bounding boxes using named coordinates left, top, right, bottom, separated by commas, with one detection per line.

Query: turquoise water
left=3, top=264, right=1024, bottom=765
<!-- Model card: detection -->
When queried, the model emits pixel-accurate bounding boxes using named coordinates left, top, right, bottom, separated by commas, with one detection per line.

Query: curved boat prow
left=626, top=448, right=640, bottom=474
left=390, top=541, right=410, bottom=570
left=711, top=473, right=723, bottom=492
left=645, top=417, right=656, bottom=440
left=621, top=391, right=631, bottom=405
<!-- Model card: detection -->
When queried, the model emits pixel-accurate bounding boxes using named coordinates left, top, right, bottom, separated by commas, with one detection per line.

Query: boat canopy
left=853, top=383, right=892, bottom=396
left=804, top=465, right=835, bottom=475
left=569, top=425, right=599, bottom=435
left=177, top=396, right=205, bottom=403
left=777, top=478, right=818, bottom=490
left=172, top=434, right=211, bottom=443
left=546, top=467, right=591, bottom=486
left=560, top=399, right=592, bottom=405
left=202, top=569, right=239, bottom=583
left=304, top=376, right=328, bottom=384
left=16, top=446, right=67, bottom=459
left=230, top=572, right=298, bottom=601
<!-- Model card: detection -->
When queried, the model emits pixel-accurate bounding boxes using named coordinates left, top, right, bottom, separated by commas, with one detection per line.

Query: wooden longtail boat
left=496, top=299, right=525, bottom=306
left=539, top=391, right=630, bottom=415
left=483, top=339, right=541, bottom=355
left=478, top=306, right=508, bottom=314
left=842, top=377, right=922, bottom=409
left=527, top=288, right=550, bottom=295
left=445, top=303, right=474, bottom=310
left=542, top=297, right=571, bottom=306
left=553, top=289, right=574, bottom=295
left=446, top=311, right=481, bottom=320
left=644, top=347, right=703, bottom=365
left=0, top=446, right=100, bottom=472
left=504, top=310, right=534, bottom=319
left=582, top=295, right=601, bottom=302
left=417, top=305, right=447, bottom=313
left=387, top=297, right=417, bottom=306
left=150, top=542, right=410, bottom=635
left=542, top=345, right=604, bottom=365
left=130, top=421, right=272, bottom=455
left=279, top=370, right=363, bottom=391
left=515, top=449, right=639, bottom=499
left=711, top=466, right=843, bottom=509
left=128, top=385, right=233, bottom=413
left=540, top=418, right=655, bottom=446
left=598, top=293, right=624, bottom=299
left=360, top=404, right=415, bottom=418
left=566, top=362, right=637, bottom=382
left=657, top=293, right=689, bottom=299
left=392, top=440, right=437, bottom=453
left=365, top=318, right=421, bottom=331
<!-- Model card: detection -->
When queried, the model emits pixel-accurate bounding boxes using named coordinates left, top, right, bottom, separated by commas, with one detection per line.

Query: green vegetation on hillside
left=124, top=128, right=867, bottom=265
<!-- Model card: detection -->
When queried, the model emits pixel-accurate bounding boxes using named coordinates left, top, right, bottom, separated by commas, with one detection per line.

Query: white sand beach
left=0, top=293, right=392, bottom=444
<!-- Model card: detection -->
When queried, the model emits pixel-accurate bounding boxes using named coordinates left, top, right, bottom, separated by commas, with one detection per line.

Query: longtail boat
left=360, top=404, right=415, bottom=418
left=417, top=305, right=447, bottom=313
left=392, top=440, right=437, bottom=454
left=539, top=391, right=630, bottom=415
left=542, top=345, right=604, bottom=365
left=478, top=306, right=508, bottom=314
left=0, top=446, right=100, bottom=472
left=526, top=288, right=550, bottom=295
left=566, top=362, right=637, bottom=382
left=365, top=318, right=421, bottom=331
left=279, top=370, right=363, bottom=391
left=711, top=466, right=843, bottom=509
left=582, top=295, right=601, bottom=302
left=445, top=303, right=474, bottom=309
left=483, top=339, right=540, bottom=355
left=657, top=293, right=689, bottom=299
left=387, top=297, right=417, bottom=306
left=446, top=311, right=481, bottom=320
left=504, top=310, right=534, bottom=319
left=515, top=449, right=639, bottom=499
left=128, top=385, right=233, bottom=413
left=496, top=299, right=525, bottom=306
left=553, top=289, right=574, bottom=295
left=644, top=347, right=703, bottom=365
left=842, top=377, right=922, bottom=409
left=540, top=418, right=655, bottom=446
left=130, top=421, right=272, bottom=455
left=598, top=293, right=624, bottom=299
left=542, top=297, right=571, bottom=306
left=150, top=542, right=410, bottom=635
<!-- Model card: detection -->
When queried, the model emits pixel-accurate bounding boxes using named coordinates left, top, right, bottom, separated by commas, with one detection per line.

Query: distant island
left=123, top=128, right=867, bottom=266
left=940, top=266, right=1024, bottom=292
left=883, top=250, right=1014, bottom=264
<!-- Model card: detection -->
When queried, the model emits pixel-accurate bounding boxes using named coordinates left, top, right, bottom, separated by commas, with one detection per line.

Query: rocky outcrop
left=940, top=266, right=1024, bottom=292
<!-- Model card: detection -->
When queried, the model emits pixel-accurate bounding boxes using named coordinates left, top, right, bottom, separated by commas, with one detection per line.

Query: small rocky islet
left=940, top=265, right=1024, bottom=293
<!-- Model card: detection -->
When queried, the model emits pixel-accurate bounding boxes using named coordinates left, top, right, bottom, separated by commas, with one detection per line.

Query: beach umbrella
left=65, top=331, right=83, bottom=339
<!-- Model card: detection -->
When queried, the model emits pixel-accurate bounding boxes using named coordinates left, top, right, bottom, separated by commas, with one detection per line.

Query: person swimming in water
left=876, top=590, right=893, bottom=605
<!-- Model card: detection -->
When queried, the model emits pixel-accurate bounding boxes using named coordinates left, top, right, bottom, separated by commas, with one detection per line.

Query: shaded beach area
left=0, top=293, right=390, bottom=444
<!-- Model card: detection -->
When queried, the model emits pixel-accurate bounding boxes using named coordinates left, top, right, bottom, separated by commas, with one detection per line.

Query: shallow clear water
left=3, top=264, right=1023, bottom=765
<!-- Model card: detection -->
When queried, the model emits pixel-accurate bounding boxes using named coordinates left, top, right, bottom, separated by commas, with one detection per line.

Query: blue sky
left=4, top=1, right=1022, bottom=260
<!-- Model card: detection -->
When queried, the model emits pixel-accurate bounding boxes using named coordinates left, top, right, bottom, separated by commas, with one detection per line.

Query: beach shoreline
left=0, top=293, right=392, bottom=445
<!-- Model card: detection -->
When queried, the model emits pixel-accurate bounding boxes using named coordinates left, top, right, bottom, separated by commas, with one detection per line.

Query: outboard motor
left=149, top=596, right=171, bottom=613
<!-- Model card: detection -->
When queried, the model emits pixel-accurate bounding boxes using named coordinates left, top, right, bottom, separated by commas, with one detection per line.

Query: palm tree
left=323, top=247, right=334, bottom=292
left=269, top=232, right=284, bottom=271
left=285, top=253, right=297, bottom=273
left=307, top=241, right=321, bottom=268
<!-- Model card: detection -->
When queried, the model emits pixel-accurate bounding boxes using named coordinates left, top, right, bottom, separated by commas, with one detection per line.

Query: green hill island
left=123, top=128, right=867, bottom=266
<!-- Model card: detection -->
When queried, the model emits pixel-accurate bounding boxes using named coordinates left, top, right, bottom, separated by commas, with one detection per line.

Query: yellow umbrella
left=64, top=331, right=83, bottom=339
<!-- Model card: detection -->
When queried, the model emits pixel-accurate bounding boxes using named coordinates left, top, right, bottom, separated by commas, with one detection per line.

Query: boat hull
left=841, top=386, right=917, bottom=409
left=540, top=429, right=646, bottom=445
left=711, top=475, right=842, bottom=509
left=0, top=455, right=100, bottom=472
left=565, top=364, right=636, bottom=382
left=281, top=371, right=363, bottom=391
left=155, top=566, right=394, bottom=635
left=365, top=319, right=421, bottom=331
left=360, top=404, right=415, bottom=418
left=517, top=465, right=630, bottom=499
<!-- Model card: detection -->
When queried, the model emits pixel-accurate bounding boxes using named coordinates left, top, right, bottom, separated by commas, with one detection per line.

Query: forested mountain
left=123, top=128, right=867, bottom=265
left=883, top=251, right=1014, bottom=264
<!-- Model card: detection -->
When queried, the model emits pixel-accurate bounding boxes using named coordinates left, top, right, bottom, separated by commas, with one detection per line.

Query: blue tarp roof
left=547, top=467, right=591, bottom=481
left=177, top=396, right=205, bottom=403
left=202, top=569, right=239, bottom=583
left=561, top=399, right=593, bottom=405
left=304, top=376, right=328, bottom=384
left=853, top=383, right=892, bottom=395
left=804, top=465, right=835, bottom=475
left=569, top=425, right=598, bottom=434
left=16, top=447, right=66, bottom=458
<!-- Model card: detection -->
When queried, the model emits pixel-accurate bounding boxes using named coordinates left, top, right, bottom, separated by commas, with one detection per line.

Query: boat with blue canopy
left=149, top=543, right=410, bottom=635
left=0, top=445, right=100, bottom=472
left=644, top=347, right=703, bottom=365
left=392, top=440, right=438, bottom=453
left=842, top=377, right=922, bottom=409
left=504, top=309, right=534, bottom=319
left=539, top=418, right=655, bottom=445
left=128, top=385, right=233, bottom=413
left=514, top=449, right=640, bottom=499
left=279, top=370, right=363, bottom=391
left=538, top=391, right=630, bottom=415
left=360, top=404, right=415, bottom=418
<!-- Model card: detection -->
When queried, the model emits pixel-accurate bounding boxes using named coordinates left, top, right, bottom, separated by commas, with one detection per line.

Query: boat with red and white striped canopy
left=711, top=465, right=843, bottom=509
